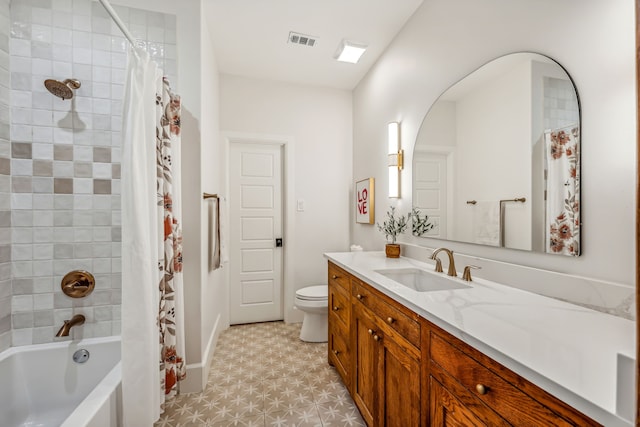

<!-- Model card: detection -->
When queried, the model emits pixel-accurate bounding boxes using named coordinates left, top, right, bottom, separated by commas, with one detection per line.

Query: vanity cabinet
left=352, top=277, right=422, bottom=426
left=326, top=261, right=600, bottom=427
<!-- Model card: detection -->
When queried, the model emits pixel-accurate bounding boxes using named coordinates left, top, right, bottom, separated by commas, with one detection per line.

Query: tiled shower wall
left=8, top=0, right=176, bottom=347
left=543, top=76, right=580, bottom=131
left=0, top=0, right=12, bottom=353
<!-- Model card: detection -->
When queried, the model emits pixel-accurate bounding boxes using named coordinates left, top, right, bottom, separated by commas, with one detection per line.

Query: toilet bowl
left=295, top=285, right=328, bottom=342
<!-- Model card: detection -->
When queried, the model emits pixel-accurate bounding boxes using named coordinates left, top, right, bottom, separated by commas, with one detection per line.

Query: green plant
left=377, top=206, right=409, bottom=244
left=411, top=207, right=434, bottom=236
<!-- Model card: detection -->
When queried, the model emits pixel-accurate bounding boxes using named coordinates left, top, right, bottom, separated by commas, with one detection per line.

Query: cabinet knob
left=332, top=275, right=338, bottom=280
left=476, top=384, right=487, bottom=395
left=356, top=294, right=363, bottom=300
left=368, top=329, right=374, bottom=335
left=333, top=350, right=339, bottom=355
left=386, top=317, right=394, bottom=324
left=373, top=334, right=381, bottom=342
left=332, top=306, right=340, bottom=311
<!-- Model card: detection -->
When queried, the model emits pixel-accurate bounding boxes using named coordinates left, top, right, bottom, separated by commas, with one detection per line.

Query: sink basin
left=375, top=268, right=471, bottom=292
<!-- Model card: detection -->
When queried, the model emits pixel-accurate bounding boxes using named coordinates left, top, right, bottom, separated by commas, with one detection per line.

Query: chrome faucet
left=430, top=248, right=457, bottom=277
left=55, top=314, right=85, bottom=337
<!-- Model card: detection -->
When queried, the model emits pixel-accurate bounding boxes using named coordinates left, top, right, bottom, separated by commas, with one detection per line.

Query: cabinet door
left=328, top=322, right=350, bottom=387
left=430, top=377, right=489, bottom=427
left=379, top=333, right=421, bottom=426
left=352, top=307, right=379, bottom=426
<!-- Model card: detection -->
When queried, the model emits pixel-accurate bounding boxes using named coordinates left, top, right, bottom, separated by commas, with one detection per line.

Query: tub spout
left=55, top=314, right=85, bottom=337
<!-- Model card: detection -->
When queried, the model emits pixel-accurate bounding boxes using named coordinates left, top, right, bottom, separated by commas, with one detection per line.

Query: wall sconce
left=388, top=122, right=403, bottom=198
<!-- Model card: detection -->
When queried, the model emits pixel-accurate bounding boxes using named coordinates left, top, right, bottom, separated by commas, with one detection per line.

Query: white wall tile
left=10, top=38, right=32, bottom=57
left=12, top=159, right=33, bottom=175
left=32, top=142, right=53, bottom=159
left=72, top=47, right=91, bottom=65
left=33, top=194, right=54, bottom=210
left=32, top=92, right=53, bottom=110
left=52, top=27, right=72, bottom=45
left=52, top=60, right=72, bottom=77
left=31, top=24, right=52, bottom=43
left=32, top=109, right=53, bottom=127
left=31, top=58, right=52, bottom=75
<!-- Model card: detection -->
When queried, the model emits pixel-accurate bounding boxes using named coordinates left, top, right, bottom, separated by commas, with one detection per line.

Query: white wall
left=219, top=75, right=352, bottom=322
left=352, top=0, right=635, bottom=307
left=198, top=2, right=226, bottom=389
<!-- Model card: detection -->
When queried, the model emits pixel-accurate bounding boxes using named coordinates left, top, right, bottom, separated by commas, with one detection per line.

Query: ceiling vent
left=288, top=31, right=317, bottom=47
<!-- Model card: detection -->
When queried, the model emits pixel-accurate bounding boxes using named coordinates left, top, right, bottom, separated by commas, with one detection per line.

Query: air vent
left=288, top=31, right=317, bottom=47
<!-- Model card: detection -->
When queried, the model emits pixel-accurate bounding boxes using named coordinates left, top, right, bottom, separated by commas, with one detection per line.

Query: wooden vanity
left=327, top=260, right=602, bottom=426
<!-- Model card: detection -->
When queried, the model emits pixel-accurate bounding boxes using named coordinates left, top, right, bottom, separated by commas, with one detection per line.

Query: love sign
left=356, top=178, right=375, bottom=224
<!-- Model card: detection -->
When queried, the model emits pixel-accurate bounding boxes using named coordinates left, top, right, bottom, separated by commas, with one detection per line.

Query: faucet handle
left=462, top=265, right=481, bottom=282
left=434, top=258, right=443, bottom=273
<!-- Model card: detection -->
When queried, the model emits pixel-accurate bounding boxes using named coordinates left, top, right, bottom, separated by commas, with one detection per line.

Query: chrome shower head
left=44, top=78, right=81, bottom=100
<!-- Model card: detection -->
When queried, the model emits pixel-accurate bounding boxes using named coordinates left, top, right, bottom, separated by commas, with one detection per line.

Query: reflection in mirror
left=412, top=52, right=580, bottom=256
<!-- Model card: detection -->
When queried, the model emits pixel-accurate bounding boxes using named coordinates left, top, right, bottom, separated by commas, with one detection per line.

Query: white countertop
left=324, top=251, right=636, bottom=427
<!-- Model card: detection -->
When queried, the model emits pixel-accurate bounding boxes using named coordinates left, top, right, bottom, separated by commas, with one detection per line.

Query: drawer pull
left=368, top=329, right=374, bottom=335
left=386, top=317, right=395, bottom=324
left=332, top=306, right=340, bottom=311
left=332, top=275, right=339, bottom=279
left=476, top=384, right=488, bottom=395
left=333, top=350, right=340, bottom=355
left=356, top=294, right=364, bottom=300
left=373, top=334, right=381, bottom=342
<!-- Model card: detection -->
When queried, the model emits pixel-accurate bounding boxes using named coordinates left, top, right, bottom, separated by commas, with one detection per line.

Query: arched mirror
left=412, top=52, right=580, bottom=256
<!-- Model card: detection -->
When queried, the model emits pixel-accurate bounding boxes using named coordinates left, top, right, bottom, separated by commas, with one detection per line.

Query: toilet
left=295, top=285, right=328, bottom=342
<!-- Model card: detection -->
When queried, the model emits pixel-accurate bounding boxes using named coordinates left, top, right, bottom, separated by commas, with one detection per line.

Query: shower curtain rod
left=98, top=0, right=138, bottom=47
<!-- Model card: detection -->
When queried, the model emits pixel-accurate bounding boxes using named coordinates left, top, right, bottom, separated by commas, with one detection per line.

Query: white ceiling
left=204, top=0, right=424, bottom=90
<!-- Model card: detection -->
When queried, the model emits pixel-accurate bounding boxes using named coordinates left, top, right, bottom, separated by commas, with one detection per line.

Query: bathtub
left=0, top=336, right=122, bottom=427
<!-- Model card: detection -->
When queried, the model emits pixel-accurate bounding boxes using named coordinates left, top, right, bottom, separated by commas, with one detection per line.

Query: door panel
left=230, top=142, right=283, bottom=324
left=413, top=152, right=448, bottom=238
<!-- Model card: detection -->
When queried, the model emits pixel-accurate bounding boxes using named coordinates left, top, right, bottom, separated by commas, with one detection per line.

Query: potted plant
left=377, top=206, right=409, bottom=258
left=377, top=207, right=434, bottom=258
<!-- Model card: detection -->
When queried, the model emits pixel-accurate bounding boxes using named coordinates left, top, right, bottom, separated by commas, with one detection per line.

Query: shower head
left=44, top=78, right=81, bottom=100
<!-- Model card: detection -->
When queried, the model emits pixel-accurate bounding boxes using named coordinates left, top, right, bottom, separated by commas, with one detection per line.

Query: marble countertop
left=324, top=251, right=636, bottom=427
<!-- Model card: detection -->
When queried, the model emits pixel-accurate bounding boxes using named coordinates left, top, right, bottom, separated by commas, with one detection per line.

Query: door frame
left=222, top=132, right=297, bottom=323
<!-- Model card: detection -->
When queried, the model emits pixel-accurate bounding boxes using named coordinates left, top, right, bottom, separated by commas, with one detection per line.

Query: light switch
left=297, top=199, right=305, bottom=212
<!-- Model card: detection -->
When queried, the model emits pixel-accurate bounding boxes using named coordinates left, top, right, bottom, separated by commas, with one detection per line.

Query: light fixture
left=335, top=40, right=367, bottom=64
left=388, top=122, right=403, bottom=198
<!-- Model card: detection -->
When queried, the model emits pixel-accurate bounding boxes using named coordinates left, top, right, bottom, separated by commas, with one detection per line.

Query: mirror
left=412, top=52, right=580, bottom=256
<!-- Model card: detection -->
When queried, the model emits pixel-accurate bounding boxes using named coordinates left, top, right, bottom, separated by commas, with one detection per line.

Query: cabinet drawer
left=329, top=284, right=349, bottom=327
left=430, top=332, right=572, bottom=427
left=328, top=262, right=350, bottom=292
left=352, top=280, right=420, bottom=348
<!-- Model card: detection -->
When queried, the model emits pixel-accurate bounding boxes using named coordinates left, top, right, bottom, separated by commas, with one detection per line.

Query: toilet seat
left=295, top=285, right=327, bottom=301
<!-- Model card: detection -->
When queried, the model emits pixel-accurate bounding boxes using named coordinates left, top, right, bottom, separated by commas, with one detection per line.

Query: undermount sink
left=375, top=268, right=472, bottom=292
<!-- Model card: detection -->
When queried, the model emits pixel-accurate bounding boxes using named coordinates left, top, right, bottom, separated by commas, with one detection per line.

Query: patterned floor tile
left=265, top=404, right=323, bottom=427
left=155, top=322, right=362, bottom=427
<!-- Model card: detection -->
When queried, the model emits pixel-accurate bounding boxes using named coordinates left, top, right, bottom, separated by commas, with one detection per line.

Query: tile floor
left=155, top=321, right=366, bottom=426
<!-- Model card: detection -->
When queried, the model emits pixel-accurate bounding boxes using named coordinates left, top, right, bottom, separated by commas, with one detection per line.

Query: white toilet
left=295, top=285, right=328, bottom=342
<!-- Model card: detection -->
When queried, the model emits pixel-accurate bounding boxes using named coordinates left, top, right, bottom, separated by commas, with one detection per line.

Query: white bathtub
left=0, top=336, right=122, bottom=427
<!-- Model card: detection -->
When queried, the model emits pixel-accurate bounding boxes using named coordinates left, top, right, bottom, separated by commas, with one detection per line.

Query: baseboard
left=180, top=314, right=224, bottom=394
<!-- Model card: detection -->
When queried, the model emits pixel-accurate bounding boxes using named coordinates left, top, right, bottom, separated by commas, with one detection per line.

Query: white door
left=413, top=152, right=448, bottom=238
left=229, top=142, right=283, bottom=324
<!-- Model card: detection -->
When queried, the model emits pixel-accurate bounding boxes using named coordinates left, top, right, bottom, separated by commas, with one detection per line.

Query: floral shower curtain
left=157, top=77, right=186, bottom=401
left=545, top=126, right=580, bottom=256
left=122, top=47, right=186, bottom=426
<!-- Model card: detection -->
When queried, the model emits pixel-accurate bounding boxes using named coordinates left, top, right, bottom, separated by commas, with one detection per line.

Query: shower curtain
left=121, top=47, right=186, bottom=426
left=544, top=126, right=580, bottom=256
